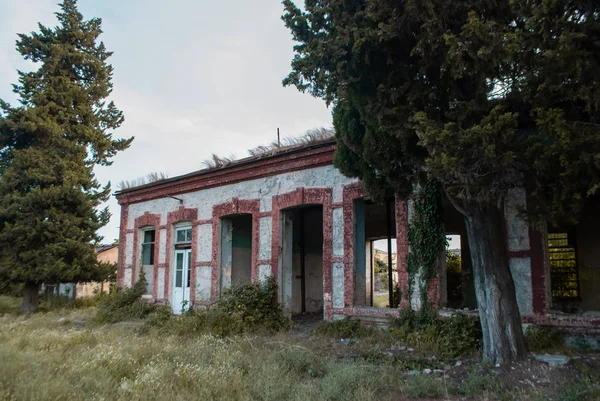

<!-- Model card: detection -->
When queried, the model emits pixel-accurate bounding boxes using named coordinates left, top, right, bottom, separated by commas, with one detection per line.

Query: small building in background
left=75, top=244, right=118, bottom=298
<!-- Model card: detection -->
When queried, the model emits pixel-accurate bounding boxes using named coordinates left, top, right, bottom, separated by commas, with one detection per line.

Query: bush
left=96, top=272, right=156, bottom=323
left=391, top=310, right=481, bottom=360
left=150, top=278, right=291, bottom=337
left=213, top=278, right=291, bottom=332
left=525, top=325, right=564, bottom=352
left=313, top=317, right=377, bottom=339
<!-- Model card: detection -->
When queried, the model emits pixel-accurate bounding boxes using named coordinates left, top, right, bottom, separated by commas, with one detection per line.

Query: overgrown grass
left=313, top=317, right=377, bottom=339
left=0, top=309, right=394, bottom=401
left=558, top=377, right=600, bottom=401
left=525, top=325, right=565, bottom=352
left=0, top=307, right=597, bottom=400
left=96, top=273, right=158, bottom=323
left=390, top=309, right=482, bottom=360
left=144, top=279, right=292, bottom=337
left=0, top=296, right=20, bottom=314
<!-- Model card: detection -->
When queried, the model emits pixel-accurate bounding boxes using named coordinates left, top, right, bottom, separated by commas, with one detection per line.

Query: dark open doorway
left=280, top=205, right=324, bottom=317
left=220, top=214, right=253, bottom=291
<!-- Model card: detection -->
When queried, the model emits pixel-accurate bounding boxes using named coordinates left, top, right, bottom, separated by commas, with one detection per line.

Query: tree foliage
left=282, top=0, right=600, bottom=220
left=282, top=0, right=600, bottom=364
left=0, top=1, right=132, bottom=293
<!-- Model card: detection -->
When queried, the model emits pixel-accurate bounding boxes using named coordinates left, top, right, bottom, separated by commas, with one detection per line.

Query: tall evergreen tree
left=282, top=0, right=600, bottom=364
left=0, top=0, right=132, bottom=312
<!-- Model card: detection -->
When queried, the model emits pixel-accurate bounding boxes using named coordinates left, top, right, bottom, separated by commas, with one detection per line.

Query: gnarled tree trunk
left=464, top=203, right=526, bottom=365
left=20, top=281, right=39, bottom=314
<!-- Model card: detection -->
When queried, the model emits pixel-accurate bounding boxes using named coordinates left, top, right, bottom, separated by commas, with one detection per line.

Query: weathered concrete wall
left=504, top=188, right=534, bottom=316
left=122, top=165, right=356, bottom=307
left=196, top=224, right=212, bottom=262
left=127, top=166, right=356, bottom=227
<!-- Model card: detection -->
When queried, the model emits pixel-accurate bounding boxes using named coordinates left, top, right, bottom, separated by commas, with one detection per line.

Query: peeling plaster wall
left=196, top=224, right=212, bottom=262
left=504, top=188, right=535, bottom=316
left=259, top=217, right=272, bottom=260
left=122, top=165, right=356, bottom=309
left=510, top=257, right=534, bottom=316
left=158, top=229, right=167, bottom=264
left=123, top=267, right=132, bottom=288
left=126, top=166, right=356, bottom=224
left=196, top=265, right=211, bottom=301
left=505, top=188, right=530, bottom=252
left=125, top=233, right=134, bottom=265
left=258, top=264, right=272, bottom=282
left=332, top=262, right=344, bottom=308
left=332, top=208, right=344, bottom=257
left=157, top=267, right=165, bottom=299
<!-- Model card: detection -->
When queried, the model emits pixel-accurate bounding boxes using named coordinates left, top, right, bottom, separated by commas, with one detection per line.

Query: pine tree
left=0, top=0, right=132, bottom=312
left=282, top=0, right=600, bottom=364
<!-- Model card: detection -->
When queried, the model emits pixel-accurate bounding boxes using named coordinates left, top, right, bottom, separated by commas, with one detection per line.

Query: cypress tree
left=0, top=0, right=132, bottom=312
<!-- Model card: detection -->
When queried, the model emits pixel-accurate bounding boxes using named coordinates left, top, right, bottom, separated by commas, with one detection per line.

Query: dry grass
left=0, top=308, right=392, bottom=401
left=0, top=305, right=598, bottom=401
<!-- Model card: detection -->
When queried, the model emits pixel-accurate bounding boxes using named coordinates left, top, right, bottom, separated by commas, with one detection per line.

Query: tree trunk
left=20, top=281, right=39, bottom=314
left=464, top=203, right=527, bottom=365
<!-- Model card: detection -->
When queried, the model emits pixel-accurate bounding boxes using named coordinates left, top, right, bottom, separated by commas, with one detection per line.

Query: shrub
left=96, top=271, right=156, bottom=323
left=213, top=278, right=291, bottom=332
left=313, top=317, right=377, bottom=339
left=150, top=278, right=291, bottom=337
left=391, top=310, right=481, bottom=360
left=525, top=325, right=564, bottom=352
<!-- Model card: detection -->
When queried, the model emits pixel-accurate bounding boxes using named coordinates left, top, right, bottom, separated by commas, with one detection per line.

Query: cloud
left=1, top=0, right=333, bottom=242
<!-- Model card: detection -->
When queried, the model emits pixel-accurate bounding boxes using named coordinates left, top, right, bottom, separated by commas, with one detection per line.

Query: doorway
left=280, top=205, right=324, bottom=317
left=220, top=214, right=253, bottom=292
left=172, top=248, right=191, bottom=314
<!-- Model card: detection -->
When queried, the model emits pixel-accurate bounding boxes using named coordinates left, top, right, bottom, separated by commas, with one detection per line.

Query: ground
left=0, top=296, right=599, bottom=401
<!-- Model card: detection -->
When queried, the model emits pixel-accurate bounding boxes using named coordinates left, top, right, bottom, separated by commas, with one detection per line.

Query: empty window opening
left=354, top=199, right=397, bottom=308
left=220, top=214, right=253, bottom=291
left=140, top=228, right=155, bottom=295
left=280, top=205, right=324, bottom=317
left=442, top=195, right=476, bottom=309
left=548, top=232, right=580, bottom=302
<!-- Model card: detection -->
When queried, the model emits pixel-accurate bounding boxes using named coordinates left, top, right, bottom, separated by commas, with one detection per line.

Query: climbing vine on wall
left=406, top=180, right=446, bottom=313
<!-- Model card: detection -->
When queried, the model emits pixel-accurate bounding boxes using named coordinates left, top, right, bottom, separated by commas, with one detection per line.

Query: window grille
left=548, top=232, right=579, bottom=299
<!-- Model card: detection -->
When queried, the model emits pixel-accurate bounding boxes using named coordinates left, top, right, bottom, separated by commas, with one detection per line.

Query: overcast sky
left=0, top=0, right=332, bottom=242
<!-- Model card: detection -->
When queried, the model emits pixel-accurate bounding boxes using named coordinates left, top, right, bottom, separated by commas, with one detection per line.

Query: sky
left=0, top=0, right=333, bottom=242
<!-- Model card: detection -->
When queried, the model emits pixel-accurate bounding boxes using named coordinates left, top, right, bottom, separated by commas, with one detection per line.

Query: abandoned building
left=115, top=137, right=600, bottom=333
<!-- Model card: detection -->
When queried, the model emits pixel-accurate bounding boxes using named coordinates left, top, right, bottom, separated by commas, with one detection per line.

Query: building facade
left=116, top=140, right=600, bottom=334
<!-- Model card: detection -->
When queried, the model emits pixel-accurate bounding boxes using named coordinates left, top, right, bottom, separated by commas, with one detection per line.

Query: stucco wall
left=121, top=164, right=356, bottom=310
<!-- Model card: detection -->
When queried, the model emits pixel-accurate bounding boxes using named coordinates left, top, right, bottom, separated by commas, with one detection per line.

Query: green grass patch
left=313, top=317, right=377, bottom=339
left=390, top=309, right=481, bottom=360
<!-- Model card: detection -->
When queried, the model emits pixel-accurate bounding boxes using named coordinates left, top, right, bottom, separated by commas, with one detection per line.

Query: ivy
left=406, top=180, right=446, bottom=313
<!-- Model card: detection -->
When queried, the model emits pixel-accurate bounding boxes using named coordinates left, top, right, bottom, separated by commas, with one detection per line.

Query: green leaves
left=283, top=0, right=600, bottom=224
left=0, top=0, right=131, bottom=287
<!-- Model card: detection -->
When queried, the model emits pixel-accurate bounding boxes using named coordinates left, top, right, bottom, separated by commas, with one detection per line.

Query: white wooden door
left=172, top=248, right=192, bottom=314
